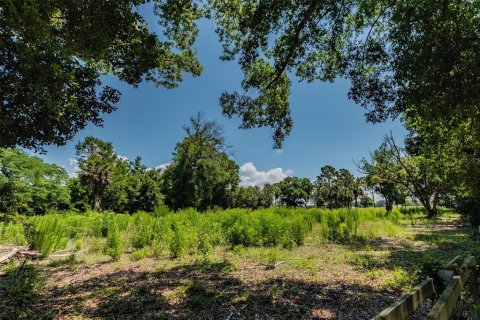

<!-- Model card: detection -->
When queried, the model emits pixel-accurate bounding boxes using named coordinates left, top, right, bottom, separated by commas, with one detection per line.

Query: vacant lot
left=1, top=209, right=479, bottom=319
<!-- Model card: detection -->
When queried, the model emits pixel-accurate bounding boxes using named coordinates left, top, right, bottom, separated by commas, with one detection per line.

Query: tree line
left=1, top=113, right=469, bottom=224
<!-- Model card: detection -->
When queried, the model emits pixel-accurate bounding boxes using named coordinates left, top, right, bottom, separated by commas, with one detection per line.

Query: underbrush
left=0, top=222, right=28, bottom=245
left=319, top=208, right=402, bottom=242
left=0, top=207, right=422, bottom=259
left=0, top=263, right=45, bottom=319
left=31, top=215, right=68, bottom=256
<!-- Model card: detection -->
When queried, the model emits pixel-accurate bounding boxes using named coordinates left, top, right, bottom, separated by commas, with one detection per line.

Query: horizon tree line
left=0, top=115, right=452, bottom=218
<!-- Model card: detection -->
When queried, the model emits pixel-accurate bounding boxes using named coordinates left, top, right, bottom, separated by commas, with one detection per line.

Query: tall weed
left=31, top=215, right=68, bottom=257
left=105, top=222, right=123, bottom=260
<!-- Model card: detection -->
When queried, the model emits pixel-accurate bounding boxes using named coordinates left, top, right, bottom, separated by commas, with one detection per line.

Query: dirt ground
left=1, top=216, right=478, bottom=320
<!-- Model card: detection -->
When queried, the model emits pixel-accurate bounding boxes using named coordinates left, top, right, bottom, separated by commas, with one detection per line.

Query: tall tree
left=123, top=157, right=163, bottom=213
left=337, top=169, right=355, bottom=208
left=352, top=177, right=365, bottom=208
left=234, top=186, right=263, bottom=209
left=72, top=139, right=163, bottom=213
left=75, top=137, right=117, bottom=211
left=261, top=183, right=280, bottom=208
left=278, top=176, right=313, bottom=207
left=404, top=116, right=480, bottom=224
left=1, top=0, right=202, bottom=150
left=315, top=165, right=339, bottom=209
left=360, top=195, right=374, bottom=208
left=162, top=114, right=239, bottom=211
left=360, top=136, right=444, bottom=217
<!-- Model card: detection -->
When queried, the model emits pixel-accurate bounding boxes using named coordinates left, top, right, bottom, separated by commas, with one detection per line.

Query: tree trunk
left=385, top=197, right=393, bottom=214
left=92, top=189, right=102, bottom=212
left=417, top=195, right=437, bottom=219
left=92, top=193, right=98, bottom=211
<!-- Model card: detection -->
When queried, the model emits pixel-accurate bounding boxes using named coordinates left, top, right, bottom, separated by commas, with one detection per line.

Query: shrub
left=0, top=264, right=44, bottom=319
left=226, top=218, right=259, bottom=247
left=0, top=223, right=28, bottom=245
left=381, top=267, right=416, bottom=291
left=88, top=237, right=104, bottom=253
left=31, top=215, right=68, bottom=257
left=223, top=209, right=313, bottom=248
left=153, top=205, right=171, bottom=217
left=130, top=213, right=155, bottom=249
left=8, top=207, right=412, bottom=259
left=151, top=240, right=165, bottom=258
left=197, top=229, right=212, bottom=259
left=322, top=211, right=348, bottom=241
left=289, top=216, right=309, bottom=247
left=185, top=281, right=214, bottom=308
left=105, top=222, right=123, bottom=260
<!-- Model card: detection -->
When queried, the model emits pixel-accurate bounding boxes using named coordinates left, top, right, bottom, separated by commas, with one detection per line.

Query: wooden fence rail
left=373, top=256, right=478, bottom=320
left=372, top=278, right=436, bottom=320
left=427, top=256, right=477, bottom=320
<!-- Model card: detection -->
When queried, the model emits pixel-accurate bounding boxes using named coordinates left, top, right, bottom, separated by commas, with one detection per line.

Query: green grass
left=105, top=221, right=123, bottom=260
left=0, top=222, right=28, bottom=245
left=0, top=207, right=473, bottom=263
left=1, top=208, right=479, bottom=319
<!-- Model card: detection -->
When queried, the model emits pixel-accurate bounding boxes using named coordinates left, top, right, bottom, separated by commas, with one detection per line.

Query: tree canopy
left=4, top=0, right=479, bottom=158
left=211, top=0, right=480, bottom=148
left=71, top=136, right=163, bottom=212
left=0, top=148, right=70, bottom=215
left=0, top=0, right=202, bottom=150
left=360, top=135, right=444, bottom=216
left=278, top=176, right=313, bottom=207
left=162, top=114, right=239, bottom=211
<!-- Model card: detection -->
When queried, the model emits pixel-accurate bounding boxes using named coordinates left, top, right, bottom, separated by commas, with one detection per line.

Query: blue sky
left=35, top=14, right=405, bottom=186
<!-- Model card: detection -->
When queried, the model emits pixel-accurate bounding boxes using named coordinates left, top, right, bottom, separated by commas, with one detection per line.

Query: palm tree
left=80, top=157, right=113, bottom=211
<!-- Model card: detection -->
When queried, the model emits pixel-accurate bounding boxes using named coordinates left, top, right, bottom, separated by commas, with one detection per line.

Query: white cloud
left=67, top=158, right=79, bottom=178
left=118, top=155, right=129, bottom=162
left=239, top=162, right=292, bottom=188
left=154, top=163, right=170, bottom=171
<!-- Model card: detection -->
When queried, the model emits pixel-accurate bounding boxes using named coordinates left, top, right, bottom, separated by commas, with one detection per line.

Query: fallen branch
left=18, top=250, right=42, bottom=259
left=0, top=248, right=19, bottom=264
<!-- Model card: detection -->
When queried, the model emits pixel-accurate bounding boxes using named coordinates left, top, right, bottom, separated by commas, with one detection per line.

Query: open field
left=1, top=208, right=479, bottom=319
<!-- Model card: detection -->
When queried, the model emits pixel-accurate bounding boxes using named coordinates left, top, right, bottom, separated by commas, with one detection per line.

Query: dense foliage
left=69, top=137, right=163, bottom=213
left=314, top=166, right=363, bottom=209
left=210, top=1, right=480, bottom=147
left=161, top=114, right=239, bottom=211
left=234, top=184, right=279, bottom=209
left=278, top=176, right=313, bottom=207
left=360, top=136, right=444, bottom=217
left=0, top=149, right=70, bottom=215
left=0, top=0, right=202, bottom=150
left=0, top=142, right=420, bottom=216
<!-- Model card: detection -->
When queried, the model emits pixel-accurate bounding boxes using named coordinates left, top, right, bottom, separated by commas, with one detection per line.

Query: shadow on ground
left=1, top=260, right=392, bottom=320
left=346, top=222, right=477, bottom=270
